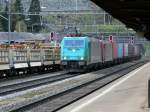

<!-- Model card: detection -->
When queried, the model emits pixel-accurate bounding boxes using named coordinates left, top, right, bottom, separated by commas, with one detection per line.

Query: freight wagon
left=0, top=47, right=60, bottom=77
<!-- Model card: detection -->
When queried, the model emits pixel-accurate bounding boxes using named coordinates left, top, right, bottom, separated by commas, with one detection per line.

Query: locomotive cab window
left=64, top=40, right=84, bottom=48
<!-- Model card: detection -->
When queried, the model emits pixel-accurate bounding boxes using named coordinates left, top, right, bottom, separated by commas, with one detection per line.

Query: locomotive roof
left=63, top=36, right=88, bottom=39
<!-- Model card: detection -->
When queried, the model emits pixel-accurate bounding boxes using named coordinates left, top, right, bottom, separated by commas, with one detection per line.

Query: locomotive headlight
left=80, top=57, right=84, bottom=60
left=64, top=57, right=67, bottom=60
left=72, top=49, right=76, bottom=52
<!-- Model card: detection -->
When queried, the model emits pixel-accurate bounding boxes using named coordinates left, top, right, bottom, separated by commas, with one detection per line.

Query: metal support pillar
left=148, top=78, right=150, bottom=108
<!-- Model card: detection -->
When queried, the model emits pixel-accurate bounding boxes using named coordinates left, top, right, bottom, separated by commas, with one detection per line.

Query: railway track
left=0, top=71, right=79, bottom=96
left=0, top=60, right=147, bottom=112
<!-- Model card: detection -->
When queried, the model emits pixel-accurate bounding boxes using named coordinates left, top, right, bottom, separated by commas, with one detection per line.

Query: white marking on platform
left=70, top=63, right=150, bottom=112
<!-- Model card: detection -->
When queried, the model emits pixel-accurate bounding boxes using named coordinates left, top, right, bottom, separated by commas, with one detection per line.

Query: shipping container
left=128, top=44, right=134, bottom=57
left=124, top=43, right=128, bottom=57
left=103, top=42, right=113, bottom=62
left=117, top=43, right=124, bottom=58
left=134, top=45, right=140, bottom=56
left=112, top=43, right=118, bottom=59
left=89, top=38, right=102, bottom=64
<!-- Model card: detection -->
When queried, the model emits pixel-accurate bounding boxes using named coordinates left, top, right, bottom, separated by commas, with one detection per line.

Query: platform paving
left=58, top=62, right=150, bottom=112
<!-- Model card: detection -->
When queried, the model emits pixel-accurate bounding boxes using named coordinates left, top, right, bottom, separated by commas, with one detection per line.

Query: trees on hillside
left=12, top=0, right=26, bottom=32
left=0, top=17, right=3, bottom=31
left=28, top=0, right=41, bottom=32
left=0, top=6, right=3, bottom=31
left=15, top=20, right=27, bottom=32
left=0, top=0, right=129, bottom=33
left=0, top=0, right=42, bottom=33
left=0, top=5, right=8, bottom=32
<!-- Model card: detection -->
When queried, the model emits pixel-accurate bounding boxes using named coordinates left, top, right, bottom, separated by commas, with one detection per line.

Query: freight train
left=60, top=36, right=142, bottom=72
left=0, top=36, right=142, bottom=77
left=0, top=47, right=60, bottom=77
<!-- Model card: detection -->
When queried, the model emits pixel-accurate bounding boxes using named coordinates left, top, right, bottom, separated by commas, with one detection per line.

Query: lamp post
left=75, top=0, right=78, bottom=32
left=40, top=6, right=47, bottom=31
left=75, top=0, right=78, bottom=11
left=5, top=0, right=11, bottom=44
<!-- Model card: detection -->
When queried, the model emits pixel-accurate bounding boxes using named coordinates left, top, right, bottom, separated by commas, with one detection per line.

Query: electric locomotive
left=61, top=36, right=102, bottom=72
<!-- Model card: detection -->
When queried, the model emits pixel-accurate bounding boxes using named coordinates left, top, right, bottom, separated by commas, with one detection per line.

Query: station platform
left=58, top=62, right=150, bottom=112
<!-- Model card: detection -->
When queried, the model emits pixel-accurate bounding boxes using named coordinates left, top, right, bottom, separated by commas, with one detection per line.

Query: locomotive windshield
left=64, top=40, right=84, bottom=48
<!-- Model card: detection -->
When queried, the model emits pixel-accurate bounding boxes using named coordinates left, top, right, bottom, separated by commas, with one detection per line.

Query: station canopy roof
left=91, top=0, right=150, bottom=40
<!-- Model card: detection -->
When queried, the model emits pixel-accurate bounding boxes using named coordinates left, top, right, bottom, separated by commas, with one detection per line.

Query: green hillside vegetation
left=0, top=0, right=131, bottom=33
left=98, top=25, right=128, bottom=32
left=42, top=14, right=129, bottom=33
left=15, top=20, right=27, bottom=32
left=12, top=0, right=26, bottom=32
left=0, top=6, right=3, bottom=31
left=0, top=5, right=8, bottom=32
